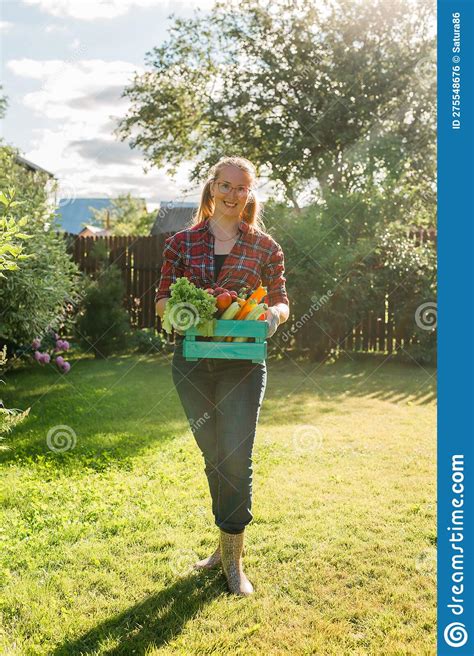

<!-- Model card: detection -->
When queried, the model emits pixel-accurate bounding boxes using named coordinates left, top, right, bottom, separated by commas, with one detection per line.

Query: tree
left=117, top=0, right=435, bottom=208
left=89, top=194, right=154, bottom=236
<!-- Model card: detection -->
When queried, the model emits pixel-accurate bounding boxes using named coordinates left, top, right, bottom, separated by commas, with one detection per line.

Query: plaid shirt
left=155, top=219, right=289, bottom=307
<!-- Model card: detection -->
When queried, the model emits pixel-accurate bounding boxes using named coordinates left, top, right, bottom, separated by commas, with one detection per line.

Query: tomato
left=216, top=292, right=233, bottom=311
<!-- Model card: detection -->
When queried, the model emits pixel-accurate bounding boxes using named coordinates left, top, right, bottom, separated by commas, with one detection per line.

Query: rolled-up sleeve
left=261, top=241, right=289, bottom=307
left=155, top=234, right=184, bottom=303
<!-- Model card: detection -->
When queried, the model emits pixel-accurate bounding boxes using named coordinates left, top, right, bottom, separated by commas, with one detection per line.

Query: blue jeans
left=171, top=337, right=267, bottom=534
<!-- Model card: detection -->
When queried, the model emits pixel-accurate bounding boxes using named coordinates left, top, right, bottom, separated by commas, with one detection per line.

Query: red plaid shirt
left=155, top=219, right=289, bottom=307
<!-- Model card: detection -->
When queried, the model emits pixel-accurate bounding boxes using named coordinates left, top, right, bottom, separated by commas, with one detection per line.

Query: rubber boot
left=219, top=528, right=254, bottom=596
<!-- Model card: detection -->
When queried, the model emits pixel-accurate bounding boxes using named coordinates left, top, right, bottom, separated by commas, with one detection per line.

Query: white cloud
left=44, top=23, right=71, bottom=33
left=8, top=58, right=139, bottom=122
left=0, top=21, right=13, bottom=32
left=22, top=0, right=215, bottom=21
left=7, top=56, right=196, bottom=203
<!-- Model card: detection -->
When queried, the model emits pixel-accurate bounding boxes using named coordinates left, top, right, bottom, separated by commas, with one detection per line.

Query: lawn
left=0, top=349, right=437, bottom=655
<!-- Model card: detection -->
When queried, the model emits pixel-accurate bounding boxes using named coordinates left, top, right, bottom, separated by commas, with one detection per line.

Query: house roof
left=150, top=201, right=198, bottom=235
left=14, top=154, right=55, bottom=178
left=54, top=198, right=115, bottom=234
left=78, top=224, right=111, bottom=236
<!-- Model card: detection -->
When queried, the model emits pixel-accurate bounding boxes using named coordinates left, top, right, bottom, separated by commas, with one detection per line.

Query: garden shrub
left=73, top=243, right=131, bottom=358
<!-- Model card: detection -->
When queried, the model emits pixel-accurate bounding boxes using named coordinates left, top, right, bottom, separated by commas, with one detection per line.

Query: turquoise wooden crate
left=183, top=320, right=268, bottom=363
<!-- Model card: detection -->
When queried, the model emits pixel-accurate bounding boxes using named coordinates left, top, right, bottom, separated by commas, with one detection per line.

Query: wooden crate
left=183, top=320, right=268, bottom=363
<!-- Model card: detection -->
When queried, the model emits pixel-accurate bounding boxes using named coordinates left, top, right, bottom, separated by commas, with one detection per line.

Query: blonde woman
left=155, top=156, right=289, bottom=596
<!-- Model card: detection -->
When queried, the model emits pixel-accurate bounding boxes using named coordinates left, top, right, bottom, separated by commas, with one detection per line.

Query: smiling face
left=210, top=165, right=253, bottom=218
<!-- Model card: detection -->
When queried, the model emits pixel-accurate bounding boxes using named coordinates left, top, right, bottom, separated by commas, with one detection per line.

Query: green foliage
left=89, top=194, right=154, bottom=236
left=118, top=0, right=435, bottom=206
left=74, top=245, right=131, bottom=358
left=0, top=146, right=82, bottom=351
left=131, top=327, right=166, bottom=354
left=264, top=189, right=436, bottom=363
left=0, top=345, right=30, bottom=445
left=0, top=189, right=34, bottom=277
left=375, top=223, right=436, bottom=365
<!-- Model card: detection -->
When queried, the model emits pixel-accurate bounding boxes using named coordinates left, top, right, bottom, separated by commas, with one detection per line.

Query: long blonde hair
left=192, top=156, right=265, bottom=232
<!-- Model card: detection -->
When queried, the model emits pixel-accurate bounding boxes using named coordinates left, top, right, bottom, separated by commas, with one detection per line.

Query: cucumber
left=220, top=301, right=241, bottom=320
left=245, top=303, right=268, bottom=320
left=214, top=301, right=241, bottom=341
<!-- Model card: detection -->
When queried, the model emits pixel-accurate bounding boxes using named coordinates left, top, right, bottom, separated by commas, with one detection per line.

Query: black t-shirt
left=214, top=253, right=228, bottom=282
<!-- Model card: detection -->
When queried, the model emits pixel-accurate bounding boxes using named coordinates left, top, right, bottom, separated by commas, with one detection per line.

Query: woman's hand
left=264, top=306, right=281, bottom=338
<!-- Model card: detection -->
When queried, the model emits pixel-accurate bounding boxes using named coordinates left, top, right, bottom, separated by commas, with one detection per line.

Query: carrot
left=235, top=298, right=258, bottom=320
left=234, top=285, right=266, bottom=320
left=246, top=284, right=267, bottom=304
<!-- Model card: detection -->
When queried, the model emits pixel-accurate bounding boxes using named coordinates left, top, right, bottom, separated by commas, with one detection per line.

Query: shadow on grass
left=51, top=570, right=226, bottom=655
left=267, top=351, right=437, bottom=405
left=0, top=355, right=184, bottom=468
left=1, top=352, right=436, bottom=469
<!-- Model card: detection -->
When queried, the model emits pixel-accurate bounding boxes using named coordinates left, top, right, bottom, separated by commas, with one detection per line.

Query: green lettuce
left=162, top=277, right=217, bottom=336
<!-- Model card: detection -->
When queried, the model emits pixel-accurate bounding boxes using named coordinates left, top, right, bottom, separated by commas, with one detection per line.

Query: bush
left=0, top=345, right=30, bottom=446
left=131, top=328, right=166, bottom=354
left=74, top=245, right=131, bottom=358
left=263, top=190, right=436, bottom=363
left=0, top=146, right=81, bottom=355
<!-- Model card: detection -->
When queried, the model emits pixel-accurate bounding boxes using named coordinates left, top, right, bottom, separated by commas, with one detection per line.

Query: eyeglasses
left=215, top=181, right=252, bottom=198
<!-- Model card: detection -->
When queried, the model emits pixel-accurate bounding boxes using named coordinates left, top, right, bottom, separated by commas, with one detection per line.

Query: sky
left=0, top=0, right=220, bottom=210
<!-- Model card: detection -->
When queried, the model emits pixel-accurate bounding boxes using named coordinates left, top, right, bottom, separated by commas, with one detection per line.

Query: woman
left=155, top=156, right=289, bottom=596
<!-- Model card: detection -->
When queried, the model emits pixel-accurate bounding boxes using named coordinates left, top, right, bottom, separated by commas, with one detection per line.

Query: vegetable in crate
left=234, top=285, right=267, bottom=319
left=215, top=291, right=233, bottom=314
left=162, top=277, right=217, bottom=336
left=233, top=303, right=268, bottom=342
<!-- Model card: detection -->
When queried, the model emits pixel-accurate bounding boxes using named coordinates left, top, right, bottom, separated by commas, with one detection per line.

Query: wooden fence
left=61, top=233, right=166, bottom=330
left=62, top=226, right=436, bottom=353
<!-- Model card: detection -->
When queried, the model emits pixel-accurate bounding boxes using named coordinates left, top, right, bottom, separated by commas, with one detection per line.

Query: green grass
left=0, top=350, right=436, bottom=655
